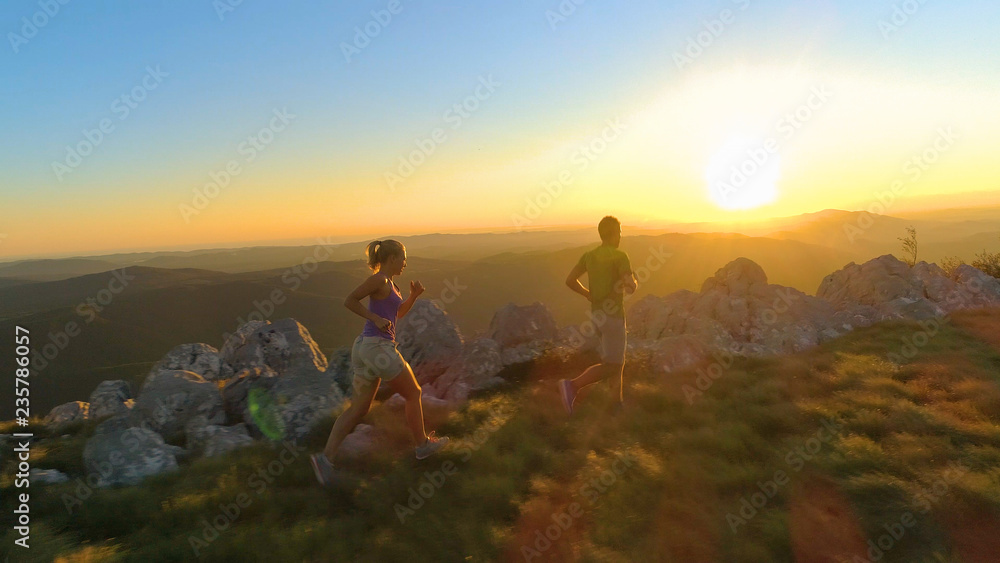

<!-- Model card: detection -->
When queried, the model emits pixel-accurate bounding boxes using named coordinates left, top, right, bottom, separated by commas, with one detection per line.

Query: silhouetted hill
left=0, top=258, right=123, bottom=281
left=0, top=266, right=230, bottom=319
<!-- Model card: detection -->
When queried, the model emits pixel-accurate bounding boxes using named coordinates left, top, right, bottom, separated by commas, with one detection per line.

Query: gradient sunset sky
left=3, top=0, right=999, bottom=260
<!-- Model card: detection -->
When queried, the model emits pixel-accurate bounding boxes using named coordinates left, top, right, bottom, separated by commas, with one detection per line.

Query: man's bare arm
left=565, top=262, right=590, bottom=301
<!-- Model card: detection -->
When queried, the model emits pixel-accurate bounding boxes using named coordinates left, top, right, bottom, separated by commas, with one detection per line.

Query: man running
left=559, top=216, right=637, bottom=414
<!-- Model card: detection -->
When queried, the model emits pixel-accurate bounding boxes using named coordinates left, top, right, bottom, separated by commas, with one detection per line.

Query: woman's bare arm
left=344, top=274, right=391, bottom=330
left=398, top=280, right=424, bottom=318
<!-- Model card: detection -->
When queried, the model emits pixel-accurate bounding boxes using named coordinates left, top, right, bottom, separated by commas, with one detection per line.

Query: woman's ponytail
left=365, top=239, right=403, bottom=272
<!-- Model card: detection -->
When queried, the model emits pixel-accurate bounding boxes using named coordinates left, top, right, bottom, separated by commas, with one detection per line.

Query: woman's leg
left=387, top=362, right=428, bottom=445
left=322, top=378, right=380, bottom=462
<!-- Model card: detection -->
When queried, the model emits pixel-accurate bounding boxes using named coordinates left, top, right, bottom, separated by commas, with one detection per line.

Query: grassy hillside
left=2, top=309, right=999, bottom=562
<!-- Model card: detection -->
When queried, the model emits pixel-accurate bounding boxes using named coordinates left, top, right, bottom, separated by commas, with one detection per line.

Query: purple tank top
left=362, top=278, right=403, bottom=340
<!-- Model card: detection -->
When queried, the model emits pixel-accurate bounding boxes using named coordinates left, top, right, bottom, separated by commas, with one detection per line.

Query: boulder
left=82, top=416, right=181, bottom=487
left=819, top=256, right=1000, bottom=319
left=185, top=415, right=253, bottom=457
left=239, top=370, right=346, bottom=443
left=628, top=335, right=710, bottom=375
left=220, top=366, right=279, bottom=424
left=44, top=401, right=89, bottom=427
left=336, top=423, right=381, bottom=462
left=628, top=258, right=843, bottom=357
left=327, top=346, right=354, bottom=396
left=88, top=380, right=133, bottom=419
left=954, top=264, right=1000, bottom=306
left=429, top=338, right=505, bottom=403
left=205, top=426, right=253, bottom=457
left=818, top=255, right=924, bottom=311
left=132, top=370, right=225, bottom=441
left=150, top=343, right=229, bottom=382
left=486, top=302, right=559, bottom=349
left=395, top=300, right=463, bottom=384
left=220, top=318, right=329, bottom=377
left=499, top=340, right=552, bottom=366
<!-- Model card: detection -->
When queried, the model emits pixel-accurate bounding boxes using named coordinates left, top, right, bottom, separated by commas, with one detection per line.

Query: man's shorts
left=597, top=315, right=627, bottom=365
left=351, top=335, right=406, bottom=391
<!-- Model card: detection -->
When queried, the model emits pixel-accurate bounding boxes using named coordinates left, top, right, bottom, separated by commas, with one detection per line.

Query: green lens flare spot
left=248, top=388, right=285, bottom=440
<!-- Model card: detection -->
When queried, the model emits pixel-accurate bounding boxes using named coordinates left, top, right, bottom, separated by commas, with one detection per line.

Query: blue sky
left=3, top=0, right=999, bottom=259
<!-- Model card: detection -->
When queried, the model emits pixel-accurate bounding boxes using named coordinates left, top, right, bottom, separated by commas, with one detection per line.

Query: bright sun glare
left=705, top=134, right=782, bottom=211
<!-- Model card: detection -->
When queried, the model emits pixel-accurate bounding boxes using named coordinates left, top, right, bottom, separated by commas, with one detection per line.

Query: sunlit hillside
left=3, top=309, right=999, bottom=562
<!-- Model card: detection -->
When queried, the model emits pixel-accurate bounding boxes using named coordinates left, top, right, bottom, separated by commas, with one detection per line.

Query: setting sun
left=705, top=134, right=782, bottom=210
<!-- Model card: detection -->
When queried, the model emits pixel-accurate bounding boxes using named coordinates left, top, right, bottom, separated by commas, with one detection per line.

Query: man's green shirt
left=578, top=245, right=632, bottom=318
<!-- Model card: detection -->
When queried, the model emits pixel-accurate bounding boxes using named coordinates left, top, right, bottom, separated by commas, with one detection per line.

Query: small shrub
left=971, top=249, right=1000, bottom=279
left=939, top=256, right=966, bottom=279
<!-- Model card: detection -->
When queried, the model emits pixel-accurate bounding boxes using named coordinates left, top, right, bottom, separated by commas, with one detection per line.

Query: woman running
left=311, top=239, right=449, bottom=486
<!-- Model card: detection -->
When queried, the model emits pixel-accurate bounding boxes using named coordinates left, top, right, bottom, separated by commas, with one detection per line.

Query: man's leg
left=571, top=363, right=605, bottom=391
left=610, top=362, right=624, bottom=404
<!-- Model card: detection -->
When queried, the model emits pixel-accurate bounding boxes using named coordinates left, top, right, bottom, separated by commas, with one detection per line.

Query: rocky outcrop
left=628, top=335, right=710, bottom=375
left=215, top=318, right=345, bottom=442
left=239, top=369, right=345, bottom=443
left=818, top=255, right=1000, bottom=319
left=429, top=338, right=505, bottom=404
left=151, top=343, right=230, bottom=382
left=629, top=258, right=849, bottom=361
left=220, top=366, right=278, bottom=424
left=486, top=302, right=562, bottom=366
left=88, top=380, right=133, bottom=420
left=487, top=302, right=559, bottom=348
left=395, top=300, right=464, bottom=384
left=132, top=370, right=225, bottom=441
left=327, top=346, right=354, bottom=396
left=82, top=415, right=181, bottom=487
left=220, top=318, right=329, bottom=377
left=185, top=415, right=253, bottom=457
left=44, top=401, right=89, bottom=427
left=955, top=264, right=1000, bottom=303
left=336, top=423, right=382, bottom=462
